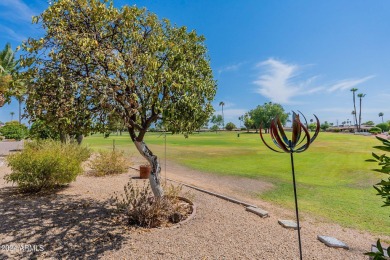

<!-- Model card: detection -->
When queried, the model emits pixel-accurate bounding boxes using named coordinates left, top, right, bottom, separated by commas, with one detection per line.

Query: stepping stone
left=317, top=235, right=349, bottom=250
left=246, top=206, right=269, bottom=218
left=278, top=219, right=300, bottom=230
left=370, top=244, right=389, bottom=259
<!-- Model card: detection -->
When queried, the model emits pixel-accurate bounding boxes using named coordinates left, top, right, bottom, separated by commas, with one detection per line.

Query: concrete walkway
left=0, top=140, right=24, bottom=156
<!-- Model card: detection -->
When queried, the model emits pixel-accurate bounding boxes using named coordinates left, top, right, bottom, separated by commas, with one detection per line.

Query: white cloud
left=327, top=75, right=375, bottom=92
left=253, top=58, right=322, bottom=104
left=0, top=0, right=37, bottom=23
left=218, top=62, right=244, bottom=74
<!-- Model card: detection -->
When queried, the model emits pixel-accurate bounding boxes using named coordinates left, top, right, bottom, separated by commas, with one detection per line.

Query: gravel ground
left=0, top=144, right=388, bottom=259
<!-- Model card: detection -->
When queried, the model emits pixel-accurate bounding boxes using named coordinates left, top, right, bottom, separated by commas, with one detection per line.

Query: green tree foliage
left=248, top=102, right=289, bottom=132
left=0, top=121, right=28, bottom=140
left=243, top=114, right=254, bottom=132
left=210, top=115, right=223, bottom=131
left=225, top=122, right=236, bottom=131
left=376, top=123, right=389, bottom=132
left=21, top=0, right=216, bottom=197
left=4, top=140, right=90, bottom=192
left=379, top=112, right=384, bottom=123
left=308, top=123, right=317, bottom=131
left=363, top=121, right=375, bottom=126
left=0, top=43, right=23, bottom=107
left=320, top=121, right=330, bottom=131
left=29, top=119, right=60, bottom=140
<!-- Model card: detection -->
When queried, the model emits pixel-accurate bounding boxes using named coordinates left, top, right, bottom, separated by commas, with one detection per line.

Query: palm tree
left=350, top=88, right=358, bottom=132
left=219, top=101, right=225, bottom=128
left=379, top=112, right=384, bottom=123
left=357, top=93, right=366, bottom=132
left=10, top=112, right=14, bottom=121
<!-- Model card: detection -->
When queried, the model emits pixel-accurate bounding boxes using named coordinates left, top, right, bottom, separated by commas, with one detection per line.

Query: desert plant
left=364, top=240, right=390, bottom=260
left=4, top=140, right=90, bottom=192
left=112, top=180, right=191, bottom=228
left=365, top=136, right=390, bottom=259
left=89, top=149, right=129, bottom=176
left=0, top=121, right=28, bottom=140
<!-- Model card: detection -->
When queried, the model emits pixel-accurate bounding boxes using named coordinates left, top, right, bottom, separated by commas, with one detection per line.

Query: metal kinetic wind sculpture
left=259, top=111, right=320, bottom=260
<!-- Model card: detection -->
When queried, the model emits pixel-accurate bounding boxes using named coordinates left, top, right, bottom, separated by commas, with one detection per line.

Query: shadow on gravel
left=0, top=187, right=126, bottom=259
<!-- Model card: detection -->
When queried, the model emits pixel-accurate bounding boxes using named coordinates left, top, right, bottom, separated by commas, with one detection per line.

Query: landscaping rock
left=245, top=206, right=269, bottom=218
left=278, top=219, right=299, bottom=230
left=317, top=235, right=349, bottom=249
left=370, top=244, right=390, bottom=259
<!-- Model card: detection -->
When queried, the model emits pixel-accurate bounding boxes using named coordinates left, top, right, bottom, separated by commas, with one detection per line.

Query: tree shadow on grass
left=0, top=187, right=127, bottom=259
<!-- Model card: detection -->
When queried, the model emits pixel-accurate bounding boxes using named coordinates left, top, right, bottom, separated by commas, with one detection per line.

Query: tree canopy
left=21, top=0, right=216, bottom=197
left=21, top=0, right=216, bottom=143
left=248, top=102, right=289, bottom=131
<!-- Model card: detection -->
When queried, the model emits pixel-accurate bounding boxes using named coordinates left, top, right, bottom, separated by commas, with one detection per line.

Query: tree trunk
left=353, top=94, right=358, bottom=132
left=134, top=140, right=164, bottom=197
left=60, top=132, right=70, bottom=144
left=76, top=134, right=83, bottom=145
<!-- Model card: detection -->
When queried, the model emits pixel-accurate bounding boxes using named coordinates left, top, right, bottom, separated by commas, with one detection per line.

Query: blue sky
left=1, top=0, right=389, bottom=127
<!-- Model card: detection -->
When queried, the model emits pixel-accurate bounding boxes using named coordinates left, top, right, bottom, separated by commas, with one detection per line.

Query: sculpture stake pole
left=259, top=112, right=320, bottom=260
left=289, top=141, right=302, bottom=260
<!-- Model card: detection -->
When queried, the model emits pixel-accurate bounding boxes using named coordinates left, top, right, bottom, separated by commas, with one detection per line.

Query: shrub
left=112, top=180, right=191, bottom=228
left=225, top=122, right=236, bottom=131
left=89, top=149, right=129, bottom=176
left=376, top=123, right=390, bottom=132
left=369, top=127, right=382, bottom=134
left=0, top=121, right=28, bottom=140
left=4, top=140, right=91, bottom=192
left=365, top=136, right=390, bottom=258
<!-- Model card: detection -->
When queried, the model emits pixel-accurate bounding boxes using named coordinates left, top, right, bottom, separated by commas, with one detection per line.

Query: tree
left=379, top=112, right=384, bottom=123
left=225, top=122, right=236, bottom=131
left=350, top=88, right=358, bottom=132
left=219, top=101, right=225, bottom=128
left=210, top=115, right=223, bottom=132
left=248, top=102, right=289, bottom=133
left=320, top=121, right=330, bottom=131
left=21, top=0, right=216, bottom=197
left=10, top=112, right=14, bottom=121
left=243, top=114, right=254, bottom=132
left=0, top=43, right=20, bottom=107
left=363, top=121, right=375, bottom=126
left=0, top=121, right=28, bottom=140
left=357, top=93, right=366, bottom=132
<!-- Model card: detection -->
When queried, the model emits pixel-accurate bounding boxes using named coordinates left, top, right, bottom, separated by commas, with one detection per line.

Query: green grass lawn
left=84, top=131, right=390, bottom=235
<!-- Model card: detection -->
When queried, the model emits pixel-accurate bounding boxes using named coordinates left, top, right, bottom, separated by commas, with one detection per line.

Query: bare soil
left=0, top=143, right=389, bottom=259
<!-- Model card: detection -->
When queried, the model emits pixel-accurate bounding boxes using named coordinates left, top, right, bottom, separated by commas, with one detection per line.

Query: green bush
left=365, top=136, right=390, bottom=259
left=4, top=140, right=91, bottom=192
left=376, top=123, right=390, bottom=132
left=369, top=127, right=382, bottom=134
left=89, top=149, right=129, bottom=176
left=0, top=121, right=28, bottom=140
left=225, top=122, right=236, bottom=131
